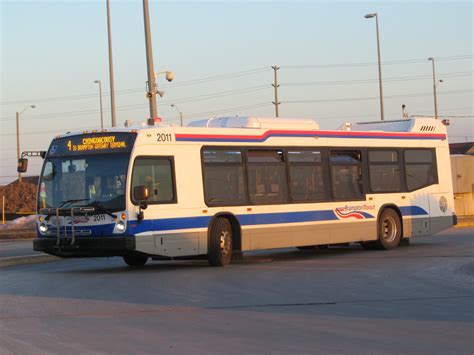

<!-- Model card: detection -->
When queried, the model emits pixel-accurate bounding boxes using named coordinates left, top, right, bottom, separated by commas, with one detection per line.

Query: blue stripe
left=41, top=205, right=427, bottom=238
left=237, top=210, right=337, bottom=225
left=399, top=206, right=429, bottom=216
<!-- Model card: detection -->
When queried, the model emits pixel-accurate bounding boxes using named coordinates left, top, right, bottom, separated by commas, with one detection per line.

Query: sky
left=1, top=0, right=473, bottom=184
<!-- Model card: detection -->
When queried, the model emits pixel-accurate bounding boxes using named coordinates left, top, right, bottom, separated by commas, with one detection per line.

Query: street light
left=16, top=105, right=36, bottom=183
left=171, top=104, right=183, bottom=127
left=106, top=0, right=117, bottom=127
left=94, top=80, right=104, bottom=129
left=364, top=12, right=385, bottom=121
left=428, top=57, right=442, bottom=119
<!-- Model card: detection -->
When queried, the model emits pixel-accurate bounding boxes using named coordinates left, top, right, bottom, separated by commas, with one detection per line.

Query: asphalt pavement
left=0, top=228, right=473, bottom=354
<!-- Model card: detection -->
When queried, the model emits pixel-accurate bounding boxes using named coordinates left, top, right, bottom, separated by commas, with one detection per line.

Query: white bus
left=24, top=116, right=456, bottom=266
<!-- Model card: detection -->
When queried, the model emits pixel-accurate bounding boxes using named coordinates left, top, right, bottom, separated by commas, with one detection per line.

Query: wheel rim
left=382, top=216, right=397, bottom=243
left=220, top=230, right=232, bottom=256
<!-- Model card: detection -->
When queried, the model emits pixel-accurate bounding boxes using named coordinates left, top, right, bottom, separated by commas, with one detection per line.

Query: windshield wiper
left=89, top=201, right=117, bottom=219
left=58, top=198, right=90, bottom=208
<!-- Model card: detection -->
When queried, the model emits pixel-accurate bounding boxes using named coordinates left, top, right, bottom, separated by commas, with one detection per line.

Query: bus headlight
left=39, top=223, right=48, bottom=234
left=116, top=220, right=126, bottom=232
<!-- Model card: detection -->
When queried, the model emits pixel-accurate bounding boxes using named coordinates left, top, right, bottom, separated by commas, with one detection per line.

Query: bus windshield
left=38, top=153, right=130, bottom=212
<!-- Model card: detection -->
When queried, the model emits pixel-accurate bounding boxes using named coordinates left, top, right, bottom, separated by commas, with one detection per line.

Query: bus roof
left=56, top=116, right=447, bottom=139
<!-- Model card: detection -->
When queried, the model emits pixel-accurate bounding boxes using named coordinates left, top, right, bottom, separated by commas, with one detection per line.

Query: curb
left=455, top=222, right=474, bottom=228
left=0, top=229, right=36, bottom=240
left=0, top=254, right=59, bottom=268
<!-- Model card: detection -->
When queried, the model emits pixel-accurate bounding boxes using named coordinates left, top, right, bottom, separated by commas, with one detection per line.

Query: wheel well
left=208, top=212, right=242, bottom=252
left=378, top=204, right=404, bottom=238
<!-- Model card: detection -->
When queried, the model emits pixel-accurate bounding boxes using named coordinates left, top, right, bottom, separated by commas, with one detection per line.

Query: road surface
left=1, top=228, right=473, bottom=354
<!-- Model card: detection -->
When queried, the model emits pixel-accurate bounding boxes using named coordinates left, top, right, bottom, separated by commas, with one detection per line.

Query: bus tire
left=208, top=217, right=233, bottom=267
left=123, top=254, right=148, bottom=267
left=297, top=245, right=328, bottom=251
left=361, top=241, right=377, bottom=250
left=375, top=208, right=402, bottom=250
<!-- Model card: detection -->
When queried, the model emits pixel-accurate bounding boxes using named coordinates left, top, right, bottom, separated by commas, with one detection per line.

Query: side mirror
left=17, top=158, right=28, bottom=173
left=133, top=185, right=149, bottom=202
left=133, top=185, right=149, bottom=222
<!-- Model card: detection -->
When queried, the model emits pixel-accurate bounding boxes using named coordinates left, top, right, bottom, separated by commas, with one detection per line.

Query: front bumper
left=33, top=237, right=136, bottom=258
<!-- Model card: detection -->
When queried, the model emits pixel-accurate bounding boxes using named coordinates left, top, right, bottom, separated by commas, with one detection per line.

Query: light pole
left=428, top=57, right=442, bottom=119
left=364, top=12, right=385, bottom=121
left=143, top=0, right=158, bottom=124
left=94, top=80, right=104, bottom=129
left=171, top=104, right=183, bottom=127
left=16, top=105, right=36, bottom=183
left=106, top=0, right=117, bottom=127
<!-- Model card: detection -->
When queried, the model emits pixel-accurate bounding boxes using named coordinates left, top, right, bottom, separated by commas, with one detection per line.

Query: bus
left=22, top=116, right=457, bottom=267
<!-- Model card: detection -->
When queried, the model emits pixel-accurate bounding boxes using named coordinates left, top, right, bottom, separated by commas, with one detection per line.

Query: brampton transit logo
left=335, top=204, right=376, bottom=220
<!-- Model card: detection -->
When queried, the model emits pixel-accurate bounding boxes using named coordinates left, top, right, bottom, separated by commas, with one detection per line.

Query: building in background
left=450, top=142, right=474, bottom=216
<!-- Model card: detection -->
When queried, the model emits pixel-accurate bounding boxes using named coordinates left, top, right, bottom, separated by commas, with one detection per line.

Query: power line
left=0, top=67, right=269, bottom=106
left=282, top=55, right=473, bottom=69
left=1, top=85, right=270, bottom=121
left=2, top=55, right=472, bottom=106
left=281, top=71, right=473, bottom=87
left=284, top=89, right=474, bottom=104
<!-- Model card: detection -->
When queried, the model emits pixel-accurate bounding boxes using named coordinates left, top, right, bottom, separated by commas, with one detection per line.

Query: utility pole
left=15, top=105, right=35, bottom=183
left=272, top=65, right=280, bottom=117
left=428, top=57, right=439, bottom=119
left=106, top=0, right=117, bottom=127
left=16, top=111, right=21, bottom=183
left=143, top=0, right=158, bottom=124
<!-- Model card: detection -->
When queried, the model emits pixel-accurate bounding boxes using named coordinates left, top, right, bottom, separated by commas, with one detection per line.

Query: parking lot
left=1, top=227, right=473, bottom=354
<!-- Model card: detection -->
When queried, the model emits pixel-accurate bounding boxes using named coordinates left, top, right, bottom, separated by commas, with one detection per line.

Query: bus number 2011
left=157, top=133, right=173, bottom=142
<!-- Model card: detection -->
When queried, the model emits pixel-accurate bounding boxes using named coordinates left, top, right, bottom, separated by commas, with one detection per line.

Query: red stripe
left=176, top=129, right=446, bottom=140
left=335, top=210, right=365, bottom=220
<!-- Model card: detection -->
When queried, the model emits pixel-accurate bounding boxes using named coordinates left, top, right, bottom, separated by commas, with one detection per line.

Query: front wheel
left=375, top=209, right=402, bottom=250
left=123, top=253, right=148, bottom=267
left=208, top=217, right=233, bottom=267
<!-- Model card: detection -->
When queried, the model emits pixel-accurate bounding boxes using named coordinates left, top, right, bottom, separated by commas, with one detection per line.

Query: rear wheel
left=123, top=254, right=148, bottom=267
left=375, top=209, right=402, bottom=250
left=208, top=217, right=233, bottom=267
left=297, top=245, right=328, bottom=251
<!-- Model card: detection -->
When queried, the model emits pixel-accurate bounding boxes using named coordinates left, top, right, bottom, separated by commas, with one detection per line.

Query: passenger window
left=202, top=149, right=246, bottom=206
left=131, top=157, right=176, bottom=203
left=247, top=150, right=288, bottom=204
left=330, top=150, right=363, bottom=200
left=288, top=150, right=327, bottom=202
left=404, top=149, right=437, bottom=191
left=369, top=150, right=401, bottom=192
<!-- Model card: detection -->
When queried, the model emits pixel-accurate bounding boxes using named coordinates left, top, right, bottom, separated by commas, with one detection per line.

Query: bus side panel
left=248, top=225, right=293, bottom=250
left=429, top=147, right=455, bottom=234
left=134, top=231, right=202, bottom=257
left=292, top=222, right=330, bottom=247
left=329, top=220, right=376, bottom=244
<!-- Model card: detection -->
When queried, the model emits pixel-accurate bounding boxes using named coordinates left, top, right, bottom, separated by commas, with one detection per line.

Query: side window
left=404, top=149, right=437, bottom=191
left=330, top=150, right=363, bottom=200
left=131, top=157, right=176, bottom=204
left=247, top=150, right=288, bottom=204
left=288, top=150, right=328, bottom=202
left=202, top=149, right=246, bottom=206
left=369, top=150, right=401, bottom=192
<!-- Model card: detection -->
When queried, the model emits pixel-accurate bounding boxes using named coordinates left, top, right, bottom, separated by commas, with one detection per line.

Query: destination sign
left=47, top=132, right=137, bottom=157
